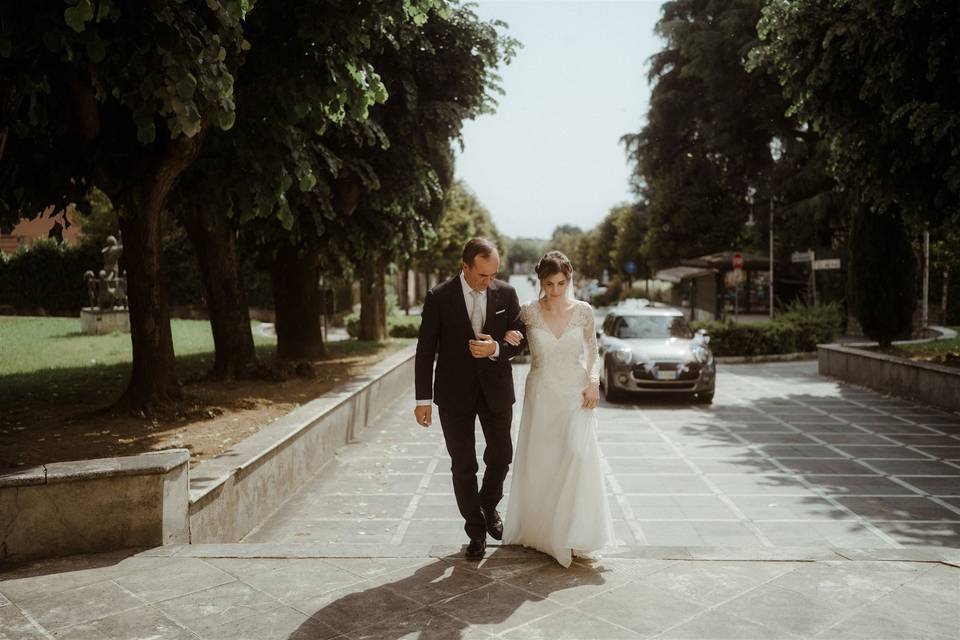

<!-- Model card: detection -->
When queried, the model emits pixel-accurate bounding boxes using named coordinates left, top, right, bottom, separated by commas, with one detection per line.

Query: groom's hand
left=469, top=333, right=497, bottom=358
left=414, top=405, right=432, bottom=427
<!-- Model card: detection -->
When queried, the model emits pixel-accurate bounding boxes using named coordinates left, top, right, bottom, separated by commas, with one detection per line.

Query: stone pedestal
left=80, top=307, right=130, bottom=335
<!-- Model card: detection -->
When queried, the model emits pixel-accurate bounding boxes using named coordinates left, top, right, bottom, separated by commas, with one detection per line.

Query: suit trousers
left=438, top=387, right=513, bottom=540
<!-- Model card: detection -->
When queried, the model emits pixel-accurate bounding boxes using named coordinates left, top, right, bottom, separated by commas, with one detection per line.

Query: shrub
left=691, top=303, right=841, bottom=357
left=847, top=207, right=916, bottom=346
left=0, top=240, right=100, bottom=315
left=345, top=313, right=421, bottom=339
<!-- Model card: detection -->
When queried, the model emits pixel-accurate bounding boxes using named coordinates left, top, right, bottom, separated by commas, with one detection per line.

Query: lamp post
left=769, top=197, right=775, bottom=320
left=768, top=137, right=783, bottom=320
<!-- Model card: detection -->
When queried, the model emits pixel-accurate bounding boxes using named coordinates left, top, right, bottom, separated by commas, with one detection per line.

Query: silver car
left=598, top=301, right=715, bottom=403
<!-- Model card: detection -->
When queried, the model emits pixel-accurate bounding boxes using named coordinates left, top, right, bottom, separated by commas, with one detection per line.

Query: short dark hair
left=535, top=250, right=574, bottom=280
left=462, top=237, right=498, bottom=266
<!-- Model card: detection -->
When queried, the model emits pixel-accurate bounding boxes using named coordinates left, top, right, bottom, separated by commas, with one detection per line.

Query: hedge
left=346, top=313, right=421, bottom=339
left=691, top=303, right=842, bottom=357
left=0, top=240, right=101, bottom=315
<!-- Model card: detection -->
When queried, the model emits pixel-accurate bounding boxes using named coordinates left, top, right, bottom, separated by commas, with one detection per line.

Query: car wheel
left=696, top=391, right=714, bottom=404
left=604, top=365, right=625, bottom=403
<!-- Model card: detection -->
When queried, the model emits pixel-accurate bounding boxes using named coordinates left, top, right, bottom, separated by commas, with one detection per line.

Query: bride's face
left=541, top=271, right=569, bottom=300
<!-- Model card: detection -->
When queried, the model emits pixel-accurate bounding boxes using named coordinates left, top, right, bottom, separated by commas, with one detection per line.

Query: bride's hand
left=582, top=383, right=600, bottom=409
left=504, top=330, right=524, bottom=346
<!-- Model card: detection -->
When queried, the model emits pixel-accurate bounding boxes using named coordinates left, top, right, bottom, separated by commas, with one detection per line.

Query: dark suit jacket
left=415, top=275, right=524, bottom=413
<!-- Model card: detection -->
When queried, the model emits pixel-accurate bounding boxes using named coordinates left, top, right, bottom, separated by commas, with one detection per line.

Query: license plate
left=656, top=370, right=676, bottom=381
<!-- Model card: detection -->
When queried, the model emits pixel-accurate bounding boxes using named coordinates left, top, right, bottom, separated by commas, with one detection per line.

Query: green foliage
left=0, top=240, right=100, bottom=315
left=753, top=0, right=960, bottom=229
left=846, top=208, right=917, bottom=347
left=504, top=237, right=545, bottom=275
left=692, top=303, right=841, bottom=356
left=0, top=0, right=249, bottom=224
left=415, top=181, right=505, bottom=277
left=622, top=0, right=839, bottom=272
left=345, top=313, right=421, bottom=339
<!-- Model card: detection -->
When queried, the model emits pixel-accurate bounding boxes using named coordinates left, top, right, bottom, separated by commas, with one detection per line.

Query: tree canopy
left=752, top=0, right=960, bottom=228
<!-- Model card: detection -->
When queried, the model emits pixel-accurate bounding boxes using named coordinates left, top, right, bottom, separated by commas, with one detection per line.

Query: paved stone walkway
left=2, top=544, right=958, bottom=639
left=3, top=361, right=959, bottom=639
left=246, top=361, right=960, bottom=550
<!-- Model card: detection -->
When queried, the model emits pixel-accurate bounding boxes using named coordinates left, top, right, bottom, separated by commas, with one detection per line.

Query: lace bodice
left=520, top=300, right=601, bottom=386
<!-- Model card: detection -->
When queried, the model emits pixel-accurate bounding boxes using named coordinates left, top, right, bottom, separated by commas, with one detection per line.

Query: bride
left=502, top=250, right=615, bottom=567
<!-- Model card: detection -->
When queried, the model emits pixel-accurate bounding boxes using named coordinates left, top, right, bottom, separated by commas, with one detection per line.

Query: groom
left=414, top=238, right=524, bottom=560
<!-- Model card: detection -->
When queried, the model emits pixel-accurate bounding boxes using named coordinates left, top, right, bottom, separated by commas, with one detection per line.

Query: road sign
left=732, top=252, right=744, bottom=270
left=624, top=260, right=637, bottom=275
left=813, top=258, right=841, bottom=271
left=791, top=250, right=814, bottom=263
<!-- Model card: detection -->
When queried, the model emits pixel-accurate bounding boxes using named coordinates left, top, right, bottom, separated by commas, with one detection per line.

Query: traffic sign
left=813, top=258, right=841, bottom=271
left=791, top=250, right=814, bottom=263
left=732, top=252, right=744, bottom=270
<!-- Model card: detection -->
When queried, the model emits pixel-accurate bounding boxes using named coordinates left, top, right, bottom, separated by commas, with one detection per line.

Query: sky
left=454, top=0, right=666, bottom=240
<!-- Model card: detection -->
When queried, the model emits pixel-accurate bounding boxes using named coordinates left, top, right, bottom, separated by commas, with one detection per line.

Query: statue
left=83, top=235, right=127, bottom=311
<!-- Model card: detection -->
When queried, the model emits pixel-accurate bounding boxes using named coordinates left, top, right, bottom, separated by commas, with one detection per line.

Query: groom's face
left=463, top=252, right=500, bottom=292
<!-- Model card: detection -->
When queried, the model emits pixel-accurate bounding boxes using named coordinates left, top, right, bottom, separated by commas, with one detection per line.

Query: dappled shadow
left=290, top=549, right=608, bottom=639
left=0, top=340, right=405, bottom=469
left=672, top=380, right=960, bottom=549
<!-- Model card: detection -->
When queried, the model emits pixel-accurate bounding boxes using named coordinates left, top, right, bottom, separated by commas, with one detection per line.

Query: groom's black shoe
left=465, top=536, right=487, bottom=560
left=481, top=507, right=503, bottom=541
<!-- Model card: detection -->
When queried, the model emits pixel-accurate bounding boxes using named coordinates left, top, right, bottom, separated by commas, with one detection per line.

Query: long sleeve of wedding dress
left=581, top=303, right=601, bottom=385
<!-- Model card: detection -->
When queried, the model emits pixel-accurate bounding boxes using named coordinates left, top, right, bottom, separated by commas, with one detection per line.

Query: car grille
left=632, top=362, right=702, bottom=382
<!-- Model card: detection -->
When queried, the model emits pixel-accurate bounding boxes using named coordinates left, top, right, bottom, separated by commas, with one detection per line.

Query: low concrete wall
left=188, top=344, right=416, bottom=543
left=0, top=345, right=416, bottom=563
left=0, top=450, right=189, bottom=566
left=818, top=344, right=960, bottom=413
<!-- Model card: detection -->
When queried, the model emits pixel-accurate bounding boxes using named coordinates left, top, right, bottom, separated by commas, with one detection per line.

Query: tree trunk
left=360, top=253, right=388, bottom=341
left=114, top=139, right=210, bottom=410
left=271, top=249, right=324, bottom=360
left=117, top=197, right=181, bottom=410
left=180, top=210, right=256, bottom=379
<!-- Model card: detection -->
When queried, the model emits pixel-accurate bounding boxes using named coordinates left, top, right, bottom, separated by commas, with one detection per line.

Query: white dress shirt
left=416, top=272, right=500, bottom=406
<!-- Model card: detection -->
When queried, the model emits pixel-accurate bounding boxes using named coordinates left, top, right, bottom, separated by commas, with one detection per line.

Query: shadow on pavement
left=291, top=549, right=607, bottom=639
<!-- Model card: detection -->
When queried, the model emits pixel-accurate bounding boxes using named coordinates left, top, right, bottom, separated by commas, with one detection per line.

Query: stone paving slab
left=2, top=546, right=957, bottom=639
left=246, top=361, right=960, bottom=551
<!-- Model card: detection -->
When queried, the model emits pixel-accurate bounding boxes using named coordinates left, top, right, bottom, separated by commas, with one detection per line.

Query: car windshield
left=615, top=315, right=693, bottom=340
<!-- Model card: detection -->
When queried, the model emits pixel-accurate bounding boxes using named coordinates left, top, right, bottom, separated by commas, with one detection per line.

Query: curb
left=715, top=352, right=817, bottom=364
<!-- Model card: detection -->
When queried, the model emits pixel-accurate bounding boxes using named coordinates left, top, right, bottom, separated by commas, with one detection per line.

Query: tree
left=847, top=208, right=916, bottom=346
left=417, top=181, right=504, bottom=279
left=337, top=5, right=516, bottom=341
left=167, top=0, right=423, bottom=368
left=622, top=0, right=838, bottom=273
left=504, top=237, right=546, bottom=275
left=613, top=204, right=648, bottom=283
left=752, top=0, right=960, bottom=229
left=0, top=1, right=248, bottom=410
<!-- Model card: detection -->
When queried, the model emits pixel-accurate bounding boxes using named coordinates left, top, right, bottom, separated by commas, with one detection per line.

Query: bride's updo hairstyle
left=535, top=251, right=574, bottom=283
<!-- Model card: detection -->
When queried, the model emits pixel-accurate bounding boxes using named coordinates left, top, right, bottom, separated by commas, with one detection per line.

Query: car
left=597, top=299, right=715, bottom=403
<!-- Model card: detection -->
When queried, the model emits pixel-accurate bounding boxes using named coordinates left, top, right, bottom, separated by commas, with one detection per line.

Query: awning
left=654, top=266, right=715, bottom=284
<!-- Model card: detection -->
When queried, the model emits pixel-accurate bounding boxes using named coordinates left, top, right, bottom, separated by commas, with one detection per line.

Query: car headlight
left=613, top=348, right=633, bottom=365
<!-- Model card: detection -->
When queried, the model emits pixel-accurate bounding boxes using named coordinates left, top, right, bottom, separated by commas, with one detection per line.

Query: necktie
left=470, top=290, right=484, bottom=337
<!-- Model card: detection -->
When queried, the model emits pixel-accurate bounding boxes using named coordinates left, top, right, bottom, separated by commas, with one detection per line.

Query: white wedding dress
left=504, top=299, right=615, bottom=567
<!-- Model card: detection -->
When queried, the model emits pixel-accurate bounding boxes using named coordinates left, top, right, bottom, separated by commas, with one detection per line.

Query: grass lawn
left=0, top=316, right=413, bottom=468
left=882, top=327, right=960, bottom=368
